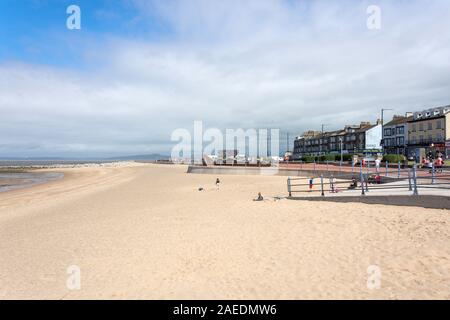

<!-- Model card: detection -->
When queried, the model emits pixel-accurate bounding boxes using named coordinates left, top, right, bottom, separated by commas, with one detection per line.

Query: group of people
left=367, top=174, right=382, bottom=184
left=421, top=156, right=445, bottom=173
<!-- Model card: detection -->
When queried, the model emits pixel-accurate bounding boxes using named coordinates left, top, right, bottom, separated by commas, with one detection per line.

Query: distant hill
left=0, top=157, right=69, bottom=160
left=105, top=154, right=170, bottom=161
left=0, top=154, right=170, bottom=161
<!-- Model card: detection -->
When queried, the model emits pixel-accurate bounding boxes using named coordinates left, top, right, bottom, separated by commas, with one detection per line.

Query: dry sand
left=0, top=163, right=449, bottom=300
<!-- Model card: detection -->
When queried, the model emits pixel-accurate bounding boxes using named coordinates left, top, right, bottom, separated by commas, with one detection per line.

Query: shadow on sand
left=288, top=195, right=450, bottom=210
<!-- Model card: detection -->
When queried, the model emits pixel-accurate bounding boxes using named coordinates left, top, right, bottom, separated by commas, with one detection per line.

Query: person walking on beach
left=309, top=177, right=314, bottom=192
left=215, top=178, right=220, bottom=190
left=375, top=157, right=381, bottom=173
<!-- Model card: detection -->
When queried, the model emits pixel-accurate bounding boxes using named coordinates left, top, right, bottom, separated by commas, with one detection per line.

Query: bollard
left=287, top=177, right=292, bottom=197
left=385, top=161, right=389, bottom=177
left=320, top=174, right=324, bottom=197
left=326, top=161, right=329, bottom=173
left=360, top=163, right=365, bottom=195
left=412, top=165, right=419, bottom=196
left=352, top=160, right=354, bottom=174
left=361, top=174, right=365, bottom=195
left=398, top=161, right=401, bottom=179
left=365, top=175, right=369, bottom=192
left=408, top=169, right=412, bottom=191
left=431, top=163, right=436, bottom=185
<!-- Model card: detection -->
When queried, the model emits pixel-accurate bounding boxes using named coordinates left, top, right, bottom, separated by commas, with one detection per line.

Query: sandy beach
left=0, top=163, right=449, bottom=300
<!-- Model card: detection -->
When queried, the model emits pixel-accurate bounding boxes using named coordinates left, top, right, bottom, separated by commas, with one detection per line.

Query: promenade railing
left=286, top=161, right=450, bottom=197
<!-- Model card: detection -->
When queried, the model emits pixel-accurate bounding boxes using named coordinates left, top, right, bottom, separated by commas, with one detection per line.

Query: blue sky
left=1, top=0, right=450, bottom=158
left=0, top=0, right=172, bottom=67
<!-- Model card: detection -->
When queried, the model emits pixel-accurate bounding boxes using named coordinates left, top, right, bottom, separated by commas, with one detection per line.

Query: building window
left=397, top=137, right=404, bottom=145
left=437, top=120, right=442, bottom=129
left=428, top=122, right=432, bottom=130
left=384, top=128, right=391, bottom=136
left=419, top=135, right=424, bottom=143
left=412, top=124, right=416, bottom=132
left=419, top=123, right=424, bottom=131
left=397, top=126, right=404, bottom=135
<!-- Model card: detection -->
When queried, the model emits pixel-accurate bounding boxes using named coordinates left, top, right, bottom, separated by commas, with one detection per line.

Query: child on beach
left=309, top=178, right=314, bottom=192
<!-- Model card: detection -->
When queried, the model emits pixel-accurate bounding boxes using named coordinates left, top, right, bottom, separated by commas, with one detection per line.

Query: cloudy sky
left=1, top=0, right=450, bottom=158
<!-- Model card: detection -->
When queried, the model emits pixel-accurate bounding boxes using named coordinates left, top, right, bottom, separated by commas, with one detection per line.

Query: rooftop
left=296, top=121, right=379, bottom=141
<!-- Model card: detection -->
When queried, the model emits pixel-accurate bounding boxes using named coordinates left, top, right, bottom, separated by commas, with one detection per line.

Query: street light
left=381, top=108, right=393, bottom=155
left=321, top=124, right=330, bottom=155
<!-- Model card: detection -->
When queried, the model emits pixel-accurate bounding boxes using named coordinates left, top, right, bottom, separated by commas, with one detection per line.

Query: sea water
left=0, top=172, right=64, bottom=193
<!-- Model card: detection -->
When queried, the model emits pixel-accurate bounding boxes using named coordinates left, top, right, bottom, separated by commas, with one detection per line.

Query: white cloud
left=1, top=0, right=450, bottom=157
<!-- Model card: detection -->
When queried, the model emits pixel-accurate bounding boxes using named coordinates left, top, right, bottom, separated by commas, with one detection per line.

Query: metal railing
left=286, top=162, right=450, bottom=197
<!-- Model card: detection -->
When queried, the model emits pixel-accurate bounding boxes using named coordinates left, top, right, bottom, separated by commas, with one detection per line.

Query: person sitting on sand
left=375, top=174, right=381, bottom=184
left=348, top=177, right=358, bottom=190
left=253, top=192, right=264, bottom=201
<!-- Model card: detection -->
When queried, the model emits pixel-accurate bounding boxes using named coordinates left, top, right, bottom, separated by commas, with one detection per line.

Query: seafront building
left=382, top=113, right=413, bottom=156
left=292, top=120, right=382, bottom=160
left=407, top=105, right=450, bottom=159
left=292, top=104, right=450, bottom=161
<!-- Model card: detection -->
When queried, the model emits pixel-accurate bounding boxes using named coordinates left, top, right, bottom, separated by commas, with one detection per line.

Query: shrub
left=342, top=154, right=353, bottom=162
left=319, top=154, right=337, bottom=162
left=301, top=155, right=316, bottom=163
left=382, top=154, right=406, bottom=163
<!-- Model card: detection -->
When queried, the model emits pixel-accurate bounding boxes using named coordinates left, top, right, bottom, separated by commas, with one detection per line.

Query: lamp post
left=430, top=143, right=435, bottom=160
left=381, top=108, right=393, bottom=155
left=320, top=124, right=329, bottom=156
